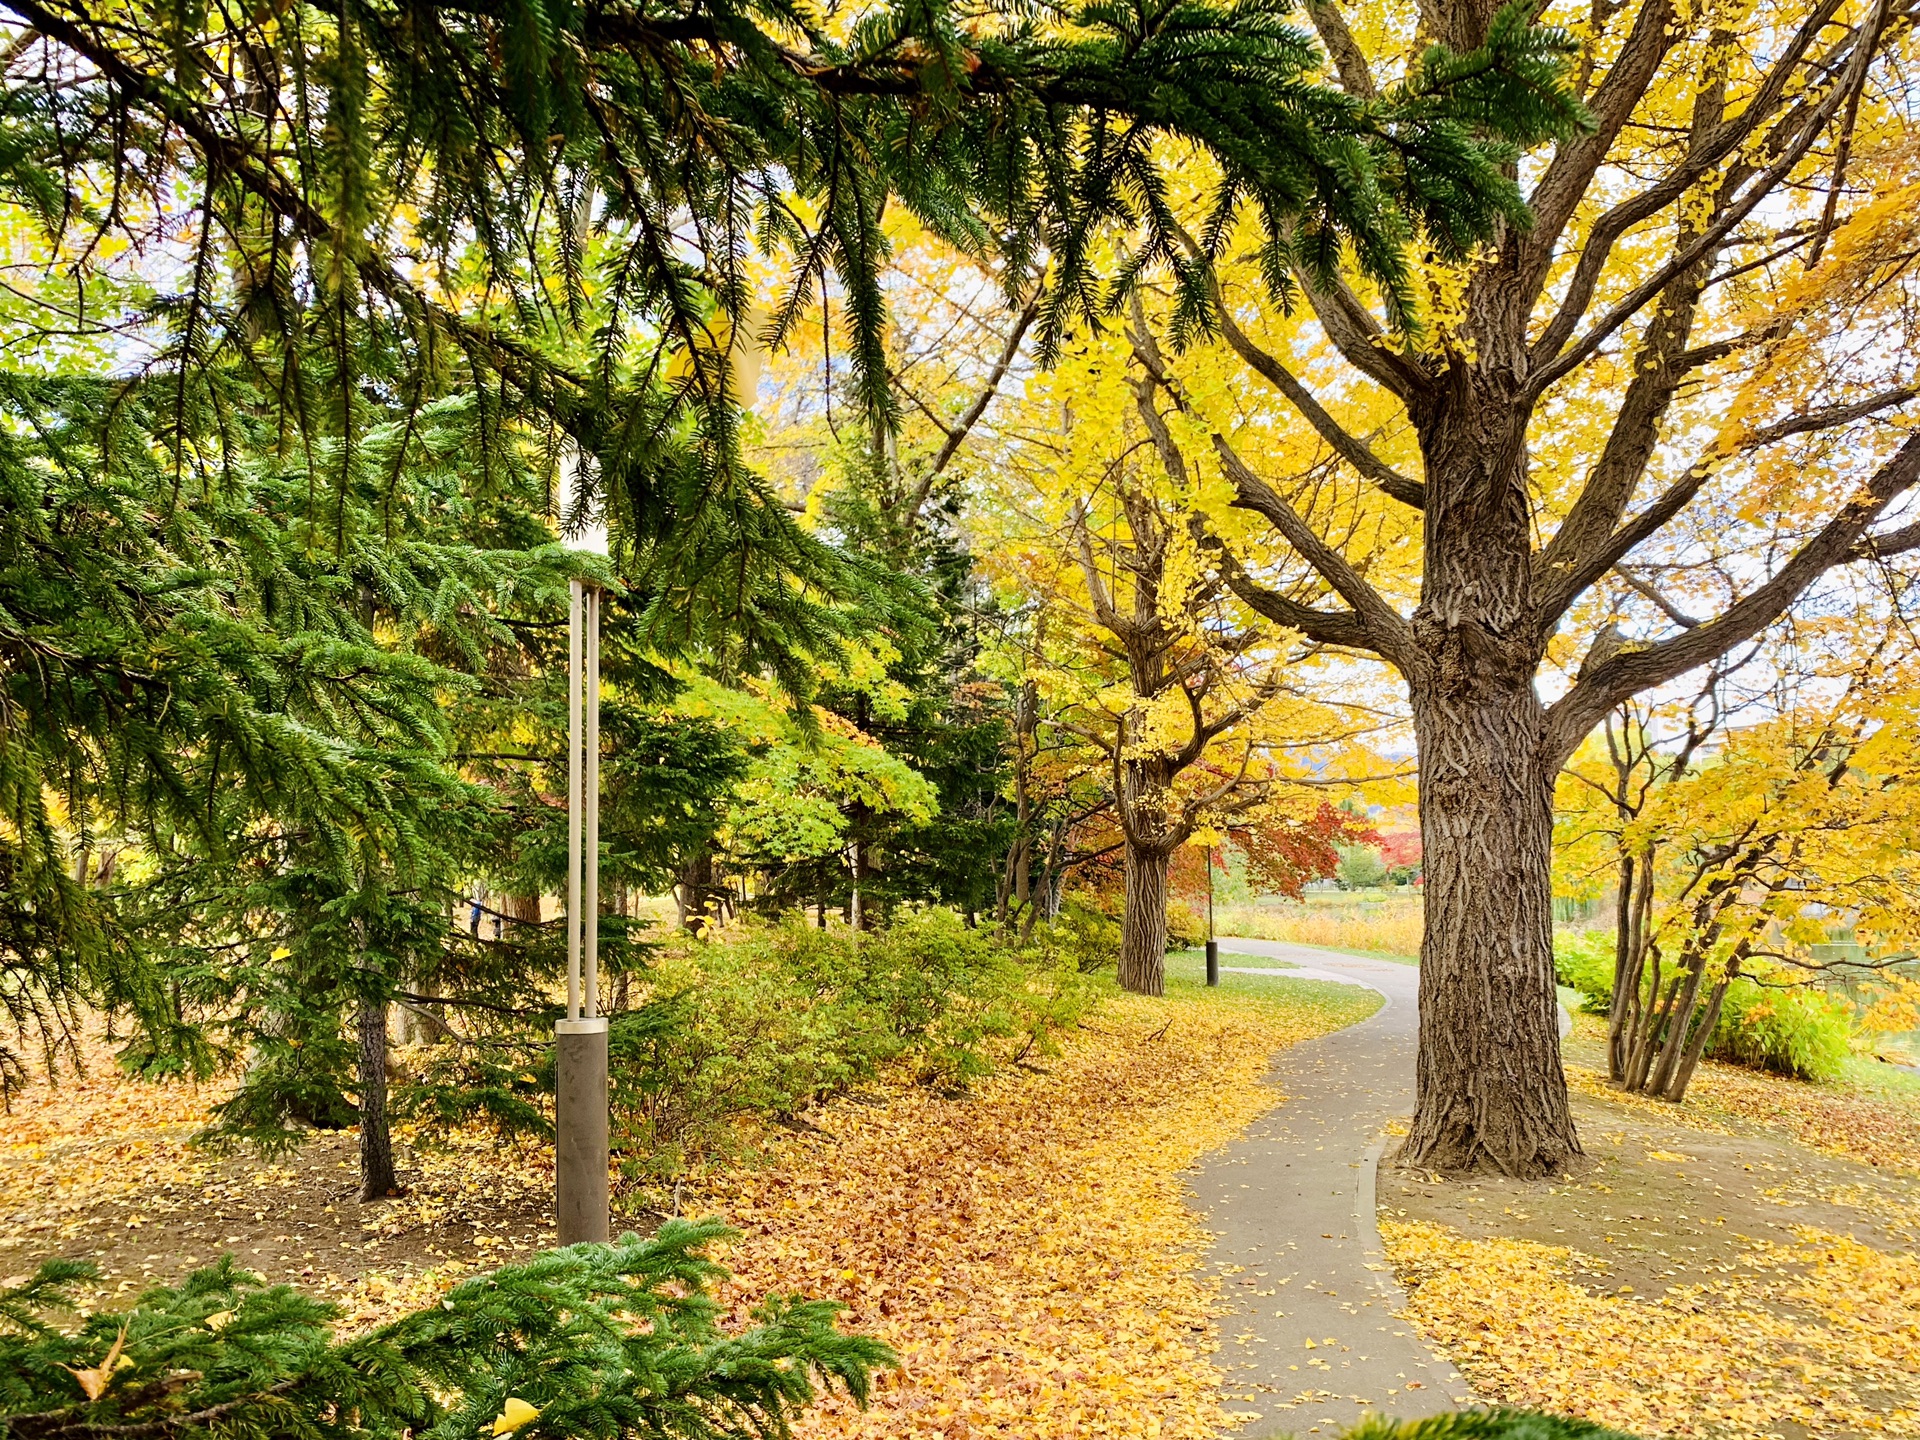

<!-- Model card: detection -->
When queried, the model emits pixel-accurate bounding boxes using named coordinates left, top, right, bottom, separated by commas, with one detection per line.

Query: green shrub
left=1554, top=930, right=1617, bottom=1015
left=0, top=1223, right=887, bottom=1440
left=1707, top=978, right=1852, bottom=1082
left=1033, top=896, right=1122, bottom=973
left=1342, top=1411, right=1639, bottom=1438
left=1164, top=897, right=1207, bottom=951
left=604, top=910, right=1103, bottom=1192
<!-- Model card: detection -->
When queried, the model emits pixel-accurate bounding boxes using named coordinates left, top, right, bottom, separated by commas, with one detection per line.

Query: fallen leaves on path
left=1384, top=1218, right=1920, bottom=1438
left=695, top=980, right=1379, bottom=1440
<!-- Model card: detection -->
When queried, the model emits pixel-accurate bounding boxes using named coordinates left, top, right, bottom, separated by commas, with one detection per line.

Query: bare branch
left=896, top=295, right=1039, bottom=526
left=1526, top=0, right=1859, bottom=384
left=1212, top=300, right=1425, bottom=507
left=1537, top=386, right=1920, bottom=627
left=1613, top=564, right=1701, bottom=628
left=1546, top=431, right=1920, bottom=762
left=1516, top=0, right=1682, bottom=304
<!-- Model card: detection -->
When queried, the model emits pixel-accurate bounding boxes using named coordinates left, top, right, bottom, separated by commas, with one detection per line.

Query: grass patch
left=1163, top=948, right=1384, bottom=1030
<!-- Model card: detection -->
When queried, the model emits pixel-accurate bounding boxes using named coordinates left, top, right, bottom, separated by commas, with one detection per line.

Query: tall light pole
left=556, top=577, right=609, bottom=1245
left=1205, top=847, right=1219, bottom=987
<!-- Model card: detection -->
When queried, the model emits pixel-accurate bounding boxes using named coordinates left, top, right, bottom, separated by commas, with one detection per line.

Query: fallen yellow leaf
left=490, top=1397, right=539, bottom=1435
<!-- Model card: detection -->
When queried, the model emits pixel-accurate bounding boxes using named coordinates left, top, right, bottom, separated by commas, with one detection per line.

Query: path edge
left=1356, top=1134, right=1477, bottom=1404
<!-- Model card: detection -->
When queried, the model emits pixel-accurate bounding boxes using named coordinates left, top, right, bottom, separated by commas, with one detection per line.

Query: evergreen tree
left=0, top=0, right=1588, bottom=646
left=0, top=1222, right=889, bottom=1440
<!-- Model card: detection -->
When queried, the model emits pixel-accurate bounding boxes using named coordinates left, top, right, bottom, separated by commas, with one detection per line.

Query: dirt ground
left=1379, top=1019, right=1920, bottom=1439
left=0, top=1037, right=560, bottom=1324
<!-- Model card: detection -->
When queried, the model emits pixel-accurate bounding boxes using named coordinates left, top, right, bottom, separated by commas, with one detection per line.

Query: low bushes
left=1707, top=979, right=1852, bottom=1081
left=1553, top=930, right=1615, bottom=1015
left=604, top=910, right=1103, bottom=1193
left=1552, top=932, right=1854, bottom=1082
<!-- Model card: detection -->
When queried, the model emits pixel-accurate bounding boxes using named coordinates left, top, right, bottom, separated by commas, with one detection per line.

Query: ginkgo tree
left=972, top=311, right=1406, bottom=993
left=1148, top=0, right=1920, bottom=1175
left=1557, top=615, right=1920, bottom=1101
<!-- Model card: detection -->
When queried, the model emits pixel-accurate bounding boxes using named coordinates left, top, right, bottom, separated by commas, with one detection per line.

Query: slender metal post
left=556, top=578, right=608, bottom=1245
left=566, top=579, right=583, bottom=1022
left=1205, top=849, right=1219, bottom=986
left=584, top=586, right=600, bottom=1018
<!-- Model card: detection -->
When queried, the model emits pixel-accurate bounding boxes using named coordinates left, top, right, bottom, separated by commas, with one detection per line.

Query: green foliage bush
left=1551, top=932, right=1853, bottom=1081
left=1553, top=931, right=1617, bottom=1015
left=1707, top=979, right=1852, bottom=1082
left=1033, top=897, right=1123, bottom=974
left=603, top=911, right=1103, bottom=1190
left=1164, top=898, right=1208, bottom=951
left=0, top=1222, right=886, bottom=1440
left=1342, top=1411, right=1639, bottom=1438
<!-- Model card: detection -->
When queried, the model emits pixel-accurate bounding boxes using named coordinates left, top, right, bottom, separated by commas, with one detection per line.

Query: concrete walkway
left=1189, top=939, right=1474, bottom=1437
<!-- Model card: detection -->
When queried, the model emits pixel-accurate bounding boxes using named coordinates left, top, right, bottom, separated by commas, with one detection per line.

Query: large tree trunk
left=675, top=849, right=714, bottom=931
left=357, top=995, right=398, bottom=1201
left=1401, top=660, right=1581, bottom=1177
left=1117, top=842, right=1170, bottom=996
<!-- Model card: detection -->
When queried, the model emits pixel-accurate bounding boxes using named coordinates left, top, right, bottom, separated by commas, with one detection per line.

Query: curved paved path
left=1190, top=939, right=1474, bottom=1437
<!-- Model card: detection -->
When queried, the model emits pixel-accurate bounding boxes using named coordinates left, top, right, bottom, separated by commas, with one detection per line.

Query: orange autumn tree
left=1136, top=0, right=1920, bottom=1174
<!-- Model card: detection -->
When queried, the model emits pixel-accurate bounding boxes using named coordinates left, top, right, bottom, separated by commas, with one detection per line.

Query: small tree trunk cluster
left=1609, top=862, right=1745, bottom=1103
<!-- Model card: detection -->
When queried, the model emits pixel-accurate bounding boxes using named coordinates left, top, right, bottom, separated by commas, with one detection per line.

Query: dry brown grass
left=1212, top=897, right=1423, bottom=959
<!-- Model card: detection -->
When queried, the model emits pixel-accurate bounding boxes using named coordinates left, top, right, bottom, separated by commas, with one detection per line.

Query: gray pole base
left=1205, top=939, right=1219, bottom=986
left=555, top=1017, right=610, bottom=1246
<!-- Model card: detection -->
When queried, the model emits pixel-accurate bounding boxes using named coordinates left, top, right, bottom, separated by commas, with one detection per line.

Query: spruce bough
left=0, top=1221, right=889, bottom=1440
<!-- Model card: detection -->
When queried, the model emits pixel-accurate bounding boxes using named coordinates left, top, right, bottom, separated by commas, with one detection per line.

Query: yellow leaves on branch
left=693, top=985, right=1375, bottom=1440
left=1383, top=1218, right=1920, bottom=1438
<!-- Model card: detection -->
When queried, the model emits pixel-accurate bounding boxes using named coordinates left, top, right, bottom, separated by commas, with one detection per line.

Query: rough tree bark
left=1137, top=0, right=1920, bottom=1177
left=1405, top=675, right=1578, bottom=1173
left=357, top=994, right=397, bottom=1201
left=1116, top=842, right=1171, bottom=996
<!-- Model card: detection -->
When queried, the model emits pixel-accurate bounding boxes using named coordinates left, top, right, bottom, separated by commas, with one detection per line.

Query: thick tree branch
left=1223, top=568, right=1374, bottom=651
left=1613, top=565, right=1701, bottom=629
left=1297, top=271, right=1432, bottom=401
left=1304, top=0, right=1377, bottom=99
left=1208, top=435, right=1413, bottom=668
left=1127, top=305, right=1411, bottom=663
left=1211, top=300, right=1426, bottom=507
left=1546, top=431, right=1920, bottom=762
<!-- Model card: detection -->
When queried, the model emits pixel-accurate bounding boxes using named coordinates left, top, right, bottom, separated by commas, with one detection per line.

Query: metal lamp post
left=1205, top=848, right=1219, bottom=987
left=555, top=577, right=609, bottom=1245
